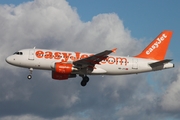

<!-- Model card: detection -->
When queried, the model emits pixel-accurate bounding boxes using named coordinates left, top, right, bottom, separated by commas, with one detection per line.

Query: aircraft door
left=132, top=59, right=138, bottom=69
left=28, top=49, right=35, bottom=60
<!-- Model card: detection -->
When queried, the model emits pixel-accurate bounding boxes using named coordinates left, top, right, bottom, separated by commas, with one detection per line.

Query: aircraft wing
left=73, top=48, right=117, bottom=69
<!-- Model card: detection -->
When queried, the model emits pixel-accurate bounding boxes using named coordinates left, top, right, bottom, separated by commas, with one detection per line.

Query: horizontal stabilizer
left=149, top=59, right=173, bottom=68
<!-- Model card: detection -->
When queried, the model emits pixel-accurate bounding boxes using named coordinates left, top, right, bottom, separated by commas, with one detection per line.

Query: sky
left=0, top=0, right=180, bottom=120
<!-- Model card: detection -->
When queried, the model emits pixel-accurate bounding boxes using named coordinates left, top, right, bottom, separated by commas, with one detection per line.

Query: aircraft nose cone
left=6, top=57, right=9, bottom=63
left=6, top=56, right=12, bottom=64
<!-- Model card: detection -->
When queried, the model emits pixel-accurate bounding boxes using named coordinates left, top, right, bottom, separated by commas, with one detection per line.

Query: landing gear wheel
left=81, top=80, right=87, bottom=86
left=84, top=76, right=89, bottom=83
left=27, top=68, right=33, bottom=80
left=27, top=75, right=32, bottom=79
left=80, top=76, right=89, bottom=87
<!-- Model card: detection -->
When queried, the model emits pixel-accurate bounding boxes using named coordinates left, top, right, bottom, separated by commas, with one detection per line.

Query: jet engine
left=54, top=62, right=73, bottom=74
left=51, top=62, right=76, bottom=80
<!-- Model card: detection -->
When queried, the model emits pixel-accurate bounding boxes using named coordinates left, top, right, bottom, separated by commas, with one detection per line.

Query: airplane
left=6, top=30, right=174, bottom=86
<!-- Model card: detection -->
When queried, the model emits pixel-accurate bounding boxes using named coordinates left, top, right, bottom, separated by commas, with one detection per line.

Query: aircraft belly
left=34, top=59, right=52, bottom=70
left=94, top=62, right=152, bottom=75
left=95, top=64, right=132, bottom=75
left=19, top=58, right=52, bottom=70
left=91, top=67, right=107, bottom=74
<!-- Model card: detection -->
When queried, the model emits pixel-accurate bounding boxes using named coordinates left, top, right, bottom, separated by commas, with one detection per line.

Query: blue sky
left=0, top=0, right=33, bottom=5
left=0, top=0, right=180, bottom=120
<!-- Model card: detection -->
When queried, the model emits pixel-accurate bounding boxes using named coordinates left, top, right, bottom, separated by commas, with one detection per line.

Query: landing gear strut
left=80, top=76, right=89, bottom=87
left=27, top=68, right=33, bottom=79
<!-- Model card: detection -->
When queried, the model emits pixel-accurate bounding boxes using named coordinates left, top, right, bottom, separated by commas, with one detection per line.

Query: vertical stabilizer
left=135, top=30, right=173, bottom=60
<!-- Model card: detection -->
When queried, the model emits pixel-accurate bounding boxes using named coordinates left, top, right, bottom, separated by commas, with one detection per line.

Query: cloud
left=160, top=66, right=180, bottom=112
left=0, top=114, right=90, bottom=120
left=0, top=0, right=178, bottom=120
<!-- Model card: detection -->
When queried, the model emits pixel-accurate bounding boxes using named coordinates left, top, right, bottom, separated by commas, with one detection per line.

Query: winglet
left=112, top=48, right=117, bottom=53
left=135, top=30, right=173, bottom=60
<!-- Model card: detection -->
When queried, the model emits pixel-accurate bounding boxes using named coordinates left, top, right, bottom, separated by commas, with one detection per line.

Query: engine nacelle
left=52, top=71, right=69, bottom=80
left=52, top=71, right=76, bottom=80
left=53, top=62, right=73, bottom=74
left=51, top=62, right=76, bottom=80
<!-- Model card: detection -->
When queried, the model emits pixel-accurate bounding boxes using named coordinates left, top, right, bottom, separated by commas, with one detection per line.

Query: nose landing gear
left=27, top=68, right=33, bottom=79
left=27, top=75, right=32, bottom=79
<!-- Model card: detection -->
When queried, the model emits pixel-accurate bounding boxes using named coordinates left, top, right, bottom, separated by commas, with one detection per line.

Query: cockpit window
left=13, top=52, right=23, bottom=55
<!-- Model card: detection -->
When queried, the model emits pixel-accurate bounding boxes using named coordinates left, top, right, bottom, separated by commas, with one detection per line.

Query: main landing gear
left=27, top=68, right=33, bottom=79
left=80, top=76, right=89, bottom=87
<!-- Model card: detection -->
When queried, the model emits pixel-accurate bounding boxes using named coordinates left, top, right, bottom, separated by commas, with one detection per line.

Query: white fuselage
left=6, top=48, right=174, bottom=75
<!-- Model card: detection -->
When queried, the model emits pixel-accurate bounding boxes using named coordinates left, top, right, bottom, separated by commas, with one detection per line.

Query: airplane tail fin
left=135, top=30, right=173, bottom=60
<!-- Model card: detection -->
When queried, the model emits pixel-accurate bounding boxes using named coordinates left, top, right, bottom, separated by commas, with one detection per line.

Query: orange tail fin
left=135, top=30, right=173, bottom=60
